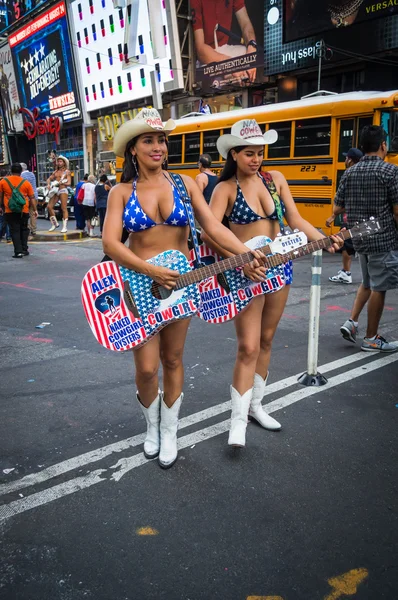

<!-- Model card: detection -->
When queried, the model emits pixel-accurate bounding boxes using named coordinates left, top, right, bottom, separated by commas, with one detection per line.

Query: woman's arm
left=102, top=185, right=179, bottom=289
left=272, top=171, right=342, bottom=252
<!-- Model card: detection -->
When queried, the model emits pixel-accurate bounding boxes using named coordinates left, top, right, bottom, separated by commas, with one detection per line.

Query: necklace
left=328, top=0, right=364, bottom=27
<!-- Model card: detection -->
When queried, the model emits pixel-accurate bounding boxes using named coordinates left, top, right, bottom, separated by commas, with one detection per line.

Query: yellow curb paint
left=324, top=568, right=369, bottom=600
left=136, top=527, right=159, bottom=536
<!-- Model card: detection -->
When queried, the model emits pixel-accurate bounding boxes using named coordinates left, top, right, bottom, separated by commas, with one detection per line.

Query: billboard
left=9, top=2, right=81, bottom=122
left=0, top=43, right=24, bottom=132
left=265, top=0, right=398, bottom=75
left=69, top=0, right=183, bottom=112
left=191, top=0, right=264, bottom=93
left=0, top=0, right=47, bottom=35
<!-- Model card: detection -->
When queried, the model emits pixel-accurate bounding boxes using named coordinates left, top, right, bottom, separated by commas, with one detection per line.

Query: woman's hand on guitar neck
left=148, top=264, right=180, bottom=290
left=327, top=233, right=345, bottom=253
left=243, top=258, right=267, bottom=283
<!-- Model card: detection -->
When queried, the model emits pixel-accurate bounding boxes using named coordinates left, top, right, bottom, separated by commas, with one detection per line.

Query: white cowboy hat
left=217, top=119, right=278, bottom=159
left=113, top=108, right=176, bottom=157
left=57, top=155, right=70, bottom=169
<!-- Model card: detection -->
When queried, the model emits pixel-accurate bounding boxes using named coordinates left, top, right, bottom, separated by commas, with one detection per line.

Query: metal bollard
left=298, top=249, right=328, bottom=386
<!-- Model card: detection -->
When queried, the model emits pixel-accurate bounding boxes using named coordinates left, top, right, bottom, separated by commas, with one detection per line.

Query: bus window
left=338, top=119, right=354, bottom=162
left=294, top=117, right=331, bottom=157
left=185, top=133, right=201, bottom=163
left=203, top=130, right=220, bottom=161
left=168, top=135, right=182, bottom=164
left=381, top=111, right=398, bottom=152
left=356, top=116, right=373, bottom=148
left=267, top=122, right=291, bottom=158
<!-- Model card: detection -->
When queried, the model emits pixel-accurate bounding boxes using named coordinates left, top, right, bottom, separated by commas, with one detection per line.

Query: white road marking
left=0, top=353, right=397, bottom=523
left=0, top=354, right=398, bottom=521
left=0, top=352, right=371, bottom=497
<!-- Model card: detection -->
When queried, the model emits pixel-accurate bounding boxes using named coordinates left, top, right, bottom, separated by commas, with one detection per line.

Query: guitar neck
left=175, top=243, right=272, bottom=289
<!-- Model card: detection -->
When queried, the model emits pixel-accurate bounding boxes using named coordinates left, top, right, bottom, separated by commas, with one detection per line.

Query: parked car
left=37, top=186, right=75, bottom=220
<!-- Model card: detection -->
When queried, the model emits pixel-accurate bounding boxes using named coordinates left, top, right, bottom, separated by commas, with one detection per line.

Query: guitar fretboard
left=175, top=229, right=352, bottom=290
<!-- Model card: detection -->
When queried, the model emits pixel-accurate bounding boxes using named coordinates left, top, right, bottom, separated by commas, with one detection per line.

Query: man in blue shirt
left=21, top=163, right=38, bottom=238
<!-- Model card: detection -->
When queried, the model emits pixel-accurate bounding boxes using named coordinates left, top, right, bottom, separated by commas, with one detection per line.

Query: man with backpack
left=0, top=163, right=37, bottom=258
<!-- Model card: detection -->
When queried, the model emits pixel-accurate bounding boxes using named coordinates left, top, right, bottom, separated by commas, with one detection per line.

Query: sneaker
left=6, top=239, right=12, bottom=244
left=361, top=335, right=398, bottom=353
left=329, top=270, right=352, bottom=284
left=22, top=250, right=29, bottom=256
left=12, top=253, right=23, bottom=258
left=340, top=319, right=358, bottom=343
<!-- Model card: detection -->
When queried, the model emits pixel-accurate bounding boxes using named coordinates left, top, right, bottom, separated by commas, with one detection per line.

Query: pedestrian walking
left=195, top=154, right=218, bottom=204
left=20, top=162, right=38, bottom=239
left=332, top=126, right=398, bottom=352
left=74, top=174, right=88, bottom=231
left=0, top=163, right=37, bottom=258
left=103, top=108, right=263, bottom=468
left=0, top=168, right=12, bottom=243
left=95, top=174, right=112, bottom=236
left=201, top=119, right=342, bottom=448
left=326, top=148, right=363, bottom=284
left=82, top=175, right=97, bottom=237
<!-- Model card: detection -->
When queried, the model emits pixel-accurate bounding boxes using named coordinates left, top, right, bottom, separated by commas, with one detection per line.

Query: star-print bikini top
left=123, top=174, right=189, bottom=233
left=228, top=171, right=286, bottom=225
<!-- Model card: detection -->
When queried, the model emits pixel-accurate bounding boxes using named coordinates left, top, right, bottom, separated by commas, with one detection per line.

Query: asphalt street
left=1, top=220, right=397, bottom=600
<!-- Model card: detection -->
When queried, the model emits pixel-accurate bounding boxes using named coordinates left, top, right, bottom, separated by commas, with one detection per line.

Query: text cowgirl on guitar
left=201, top=119, right=343, bottom=448
left=102, top=108, right=265, bottom=469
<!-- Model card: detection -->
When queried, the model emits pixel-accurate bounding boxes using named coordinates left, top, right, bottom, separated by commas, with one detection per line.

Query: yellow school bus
left=117, top=90, right=398, bottom=231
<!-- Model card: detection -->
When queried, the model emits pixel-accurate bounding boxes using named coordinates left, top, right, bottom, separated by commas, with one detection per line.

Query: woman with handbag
left=201, top=119, right=343, bottom=448
left=82, top=175, right=97, bottom=237
left=74, top=174, right=87, bottom=231
left=102, top=108, right=265, bottom=469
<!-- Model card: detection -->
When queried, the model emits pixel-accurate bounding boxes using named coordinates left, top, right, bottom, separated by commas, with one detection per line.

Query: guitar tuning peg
left=276, top=232, right=282, bottom=237
left=370, top=216, right=374, bottom=221
left=293, top=228, right=299, bottom=233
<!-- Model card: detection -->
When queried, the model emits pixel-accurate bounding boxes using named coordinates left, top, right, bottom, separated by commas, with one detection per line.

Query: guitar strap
left=169, top=172, right=202, bottom=268
left=259, top=172, right=286, bottom=234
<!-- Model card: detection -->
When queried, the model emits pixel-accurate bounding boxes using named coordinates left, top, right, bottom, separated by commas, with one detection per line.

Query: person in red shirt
left=0, top=163, right=37, bottom=258
left=191, top=0, right=257, bottom=85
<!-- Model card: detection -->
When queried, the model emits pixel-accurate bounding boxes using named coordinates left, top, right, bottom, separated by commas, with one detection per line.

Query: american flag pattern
left=82, top=251, right=201, bottom=353
left=190, top=237, right=294, bottom=325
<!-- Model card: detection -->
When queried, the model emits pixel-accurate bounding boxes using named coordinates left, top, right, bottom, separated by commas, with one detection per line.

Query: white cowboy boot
left=137, top=391, right=161, bottom=459
left=228, top=386, right=252, bottom=447
left=159, top=393, right=183, bottom=469
left=48, top=216, right=59, bottom=231
left=249, top=373, right=281, bottom=431
left=61, top=219, right=68, bottom=233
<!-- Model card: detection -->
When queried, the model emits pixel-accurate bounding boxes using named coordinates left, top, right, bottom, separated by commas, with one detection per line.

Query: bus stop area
left=0, top=236, right=397, bottom=600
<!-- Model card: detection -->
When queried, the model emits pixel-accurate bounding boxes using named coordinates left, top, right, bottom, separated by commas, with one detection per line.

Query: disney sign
left=19, top=107, right=62, bottom=145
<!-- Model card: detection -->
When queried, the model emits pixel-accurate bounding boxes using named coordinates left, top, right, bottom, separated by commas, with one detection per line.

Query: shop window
left=268, top=122, right=291, bottom=159
left=203, top=130, right=220, bottom=161
left=168, top=135, right=182, bottom=164
left=184, top=133, right=201, bottom=163
left=294, top=117, right=331, bottom=157
left=338, top=119, right=354, bottom=163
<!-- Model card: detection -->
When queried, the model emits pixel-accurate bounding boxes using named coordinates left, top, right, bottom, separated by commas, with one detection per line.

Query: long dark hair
left=121, top=135, right=169, bottom=183
left=218, top=146, right=248, bottom=182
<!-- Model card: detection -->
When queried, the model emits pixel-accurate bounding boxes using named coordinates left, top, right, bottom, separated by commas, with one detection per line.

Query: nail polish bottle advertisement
left=101, top=0, right=105, bottom=7
left=97, top=53, right=102, bottom=70
left=100, top=19, right=105, bottom=37
left=92, top=84, right=97, bottom=100
left=127, top=72, right=132, bottom=91
left=77, top=31, right=81, bottom=48
left=123, top=43, right=128, bottom=63
left=155, top=63, right=161, bottom=82
left=163, top=25, right=167, bottom=45
left=119, top=9, right=124, bottom=28
left=89, top=0, right=94, bottom=14
left=85, top=57, right=90, bottom=74
left=108, top=48, right=113, bottom=65
left=85, top=87, right=89, bottom=102
left=140, top=68, right=145, bottom=87
left=92, top=23, right=97, bottom=41
left=118, top=43, right=123, bottom=62
left=169, top=59, right=173, bottom=79
left=78, top=3, right=82, bottom=20
left=100, top=81, right=105, bottom=98
left=138, top=35, right=144, bottom=54
left=117, top=76, right=122, bottom=94
left=84, top=27, right=89, bottom=44
left=127, top=4, right=131, bottom=24
left=108, top=78, right=113, bottom=96
left=109, top=15, right=114, bottom=33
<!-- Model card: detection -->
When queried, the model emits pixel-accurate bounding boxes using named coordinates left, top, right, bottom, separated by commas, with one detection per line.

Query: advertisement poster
left=0, top=111, right=9, bottom=164
left=284, top=0, right=398, bottom=42
left=0, top=43, right=24, bottom=132
left=0, top=0, right=47, bottom=35
left=191, top=0, right=264, bottom=93
left=9, top=2, right=81, bottom=122
left=264, top=0, right=398, bottom=75
left=70, top=0, right=182, bottom=112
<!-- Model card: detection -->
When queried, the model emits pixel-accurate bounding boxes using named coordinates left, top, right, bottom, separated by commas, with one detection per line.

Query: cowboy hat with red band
left=217, top=119, right=278, bottom=159
left=113, top=108, right=176, bottom=158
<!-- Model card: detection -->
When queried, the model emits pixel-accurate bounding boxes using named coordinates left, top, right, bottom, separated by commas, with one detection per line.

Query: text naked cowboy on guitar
left=81, top=219, right=380, bottom=351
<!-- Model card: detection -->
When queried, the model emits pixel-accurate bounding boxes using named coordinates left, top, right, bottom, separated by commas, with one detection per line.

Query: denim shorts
left=359, top=250, right=398, bottom=291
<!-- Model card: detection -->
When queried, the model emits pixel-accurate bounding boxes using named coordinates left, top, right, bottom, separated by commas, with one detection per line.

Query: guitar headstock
left=350, top=218, right=381, bottom=238
left=269, top=230, right=307, bottom=255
